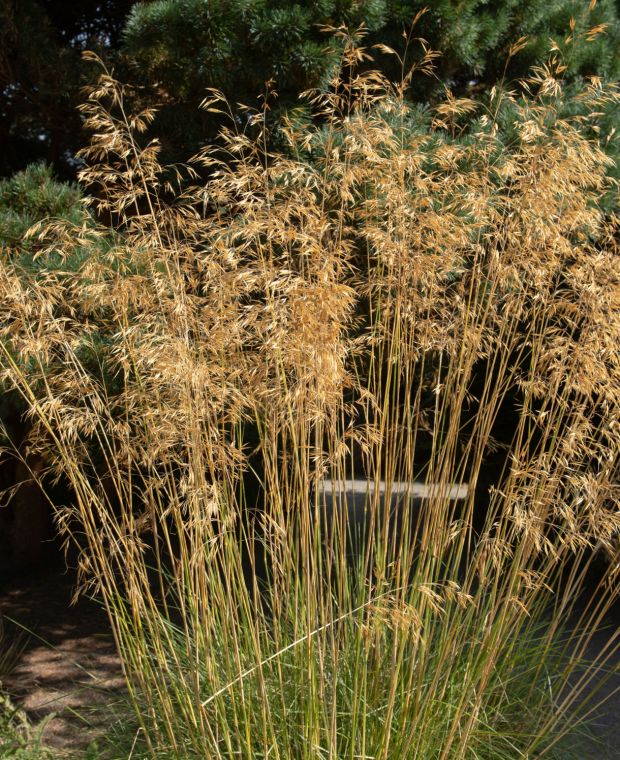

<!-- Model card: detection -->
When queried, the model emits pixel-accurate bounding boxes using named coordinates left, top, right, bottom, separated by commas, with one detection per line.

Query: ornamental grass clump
left=1, top=25, right=619, bottom=759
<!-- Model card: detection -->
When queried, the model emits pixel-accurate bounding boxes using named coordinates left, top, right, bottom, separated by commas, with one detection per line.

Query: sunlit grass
left=1, top=24, right=619, bottom=759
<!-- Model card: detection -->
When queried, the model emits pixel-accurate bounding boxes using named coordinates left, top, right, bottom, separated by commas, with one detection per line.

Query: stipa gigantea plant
left=1, top=26, right=620, bottom=759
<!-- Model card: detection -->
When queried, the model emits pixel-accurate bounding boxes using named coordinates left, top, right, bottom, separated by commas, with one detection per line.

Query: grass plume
left=1, top=28, right=619, bottom=759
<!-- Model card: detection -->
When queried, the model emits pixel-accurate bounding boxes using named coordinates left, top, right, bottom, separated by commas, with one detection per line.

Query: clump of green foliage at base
left=0, top=694, right=55, bottom=760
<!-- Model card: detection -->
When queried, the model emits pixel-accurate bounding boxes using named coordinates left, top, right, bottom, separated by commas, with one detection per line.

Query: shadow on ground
left=0, top=570, right=124, bottom=754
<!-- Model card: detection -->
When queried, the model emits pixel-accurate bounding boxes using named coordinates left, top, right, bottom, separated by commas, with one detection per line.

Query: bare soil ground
left=0, top=569, right=124, bottom=755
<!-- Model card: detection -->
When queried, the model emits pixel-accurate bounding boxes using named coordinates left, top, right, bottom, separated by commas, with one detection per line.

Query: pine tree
left=0, top=0, right=133, bottom=178
left=120, top=0, right=620, bottom=164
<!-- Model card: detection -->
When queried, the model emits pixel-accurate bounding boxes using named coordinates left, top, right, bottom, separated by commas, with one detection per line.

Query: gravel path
left=560, top=603, right=620, bottom=759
